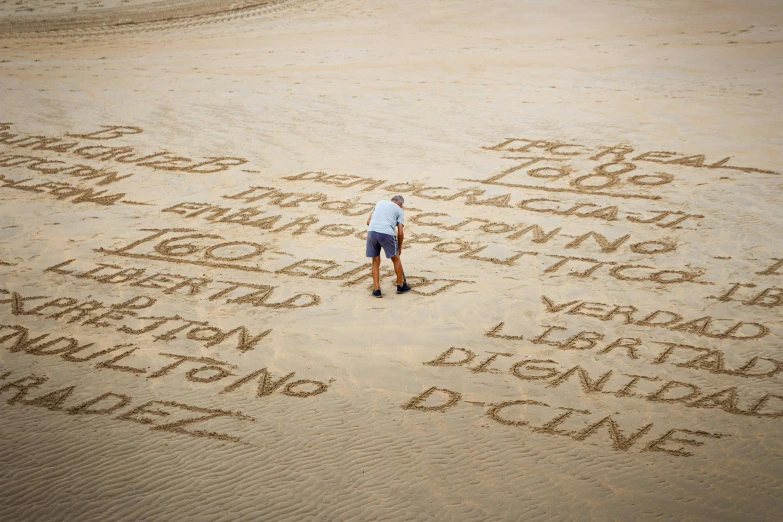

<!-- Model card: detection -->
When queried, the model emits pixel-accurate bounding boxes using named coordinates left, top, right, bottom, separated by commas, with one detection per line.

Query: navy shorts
left=366, top=231, right=398, bottom=258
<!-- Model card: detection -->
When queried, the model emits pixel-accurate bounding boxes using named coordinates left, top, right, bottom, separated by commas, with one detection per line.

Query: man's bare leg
left=391, top=255, right=404, bottom=285
left=372, top=256, right=382, bottom=290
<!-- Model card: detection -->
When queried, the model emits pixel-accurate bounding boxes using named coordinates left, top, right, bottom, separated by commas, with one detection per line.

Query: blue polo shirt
left=368, top=200, right=404, bottom=237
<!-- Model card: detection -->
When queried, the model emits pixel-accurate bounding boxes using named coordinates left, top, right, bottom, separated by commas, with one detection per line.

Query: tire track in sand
left=0, top=0, right=317, bottom=39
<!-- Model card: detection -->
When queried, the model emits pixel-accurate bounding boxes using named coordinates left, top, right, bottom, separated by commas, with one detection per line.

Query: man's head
left=391, top=195, right=404, bottom=208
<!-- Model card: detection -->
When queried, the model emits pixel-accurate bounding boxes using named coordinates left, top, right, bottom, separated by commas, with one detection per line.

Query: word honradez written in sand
left=0, top=368, right=256, bottom=443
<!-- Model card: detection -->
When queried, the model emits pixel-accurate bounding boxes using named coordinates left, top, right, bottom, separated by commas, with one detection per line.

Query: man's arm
left=366, top=212, right=373, bottom=226
left=396, top=223, right=404, bottom=254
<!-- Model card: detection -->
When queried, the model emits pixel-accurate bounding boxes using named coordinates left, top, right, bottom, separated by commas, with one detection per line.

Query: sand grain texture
left=1, top=0, right=782, bottom=520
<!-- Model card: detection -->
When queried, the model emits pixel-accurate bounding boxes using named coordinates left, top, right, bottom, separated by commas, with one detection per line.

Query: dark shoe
left=372, top=289, right=382, bottom=298
left=396, top=283, right=411, bottom=294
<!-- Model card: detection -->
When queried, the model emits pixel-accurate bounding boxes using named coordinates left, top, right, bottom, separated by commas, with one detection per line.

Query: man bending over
left=366, top=195, right=411, bottom=297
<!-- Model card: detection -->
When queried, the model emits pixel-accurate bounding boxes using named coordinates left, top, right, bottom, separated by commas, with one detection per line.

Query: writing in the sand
left=95, top=228, right=473, bottom=296
left=282, top=172, right=705, bottom=230
left=399, top=282, right=781, bottom=457
left=402, top=340, right=781, bottom=457
left=403, top=384, right=726, bottom=457
left=0, top=123, right=247, bottom=175
left=0, top=172, right=143, bottom=207
left=708, top=258, right=783, bottom=309
left=1, top=368, right=255, bottom=443
left=0, top=323, right=331, bottom=398
left=0, top=287, right=273, bottom=353
left=482, top=138, right=777, bottom=175
left=164, top=197, right=682, bottom=264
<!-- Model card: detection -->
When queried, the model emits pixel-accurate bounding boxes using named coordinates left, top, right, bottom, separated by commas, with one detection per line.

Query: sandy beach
left=1, top=1, right=782, bottom=520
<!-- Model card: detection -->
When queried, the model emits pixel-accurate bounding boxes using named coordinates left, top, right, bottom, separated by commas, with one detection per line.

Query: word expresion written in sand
left=4, top=121, right=779, bottom=460
left=0, top=288, right=271, bottom=353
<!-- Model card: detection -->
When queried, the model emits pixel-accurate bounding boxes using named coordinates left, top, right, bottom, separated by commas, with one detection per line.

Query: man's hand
left=396, top=223, right=404, bottom=254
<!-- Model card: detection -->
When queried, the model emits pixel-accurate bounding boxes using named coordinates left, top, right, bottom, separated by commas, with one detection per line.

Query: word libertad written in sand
left=4, top=122, right=780, bottom=455
left=402, top=335, right=779, bottom=457
left=401, top=261, right=782, bottom=457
